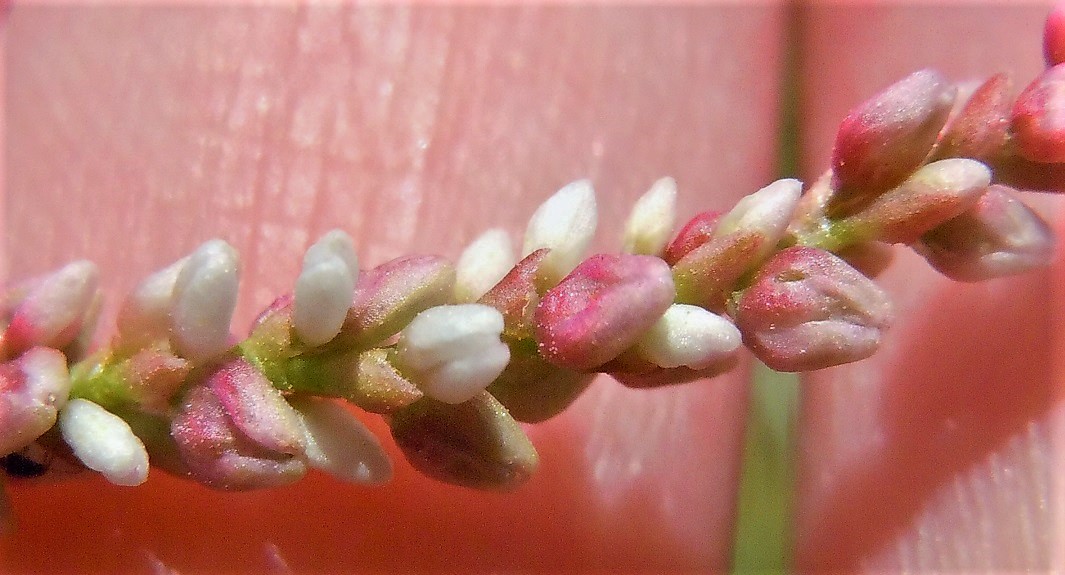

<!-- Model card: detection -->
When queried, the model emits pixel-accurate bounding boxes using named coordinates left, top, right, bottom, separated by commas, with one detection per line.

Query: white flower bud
left=59, top=399, right=149, bottom=486
left=522, top=179, right=598, bottom=287
left=635, top=304, right=741, bottom=369
left=289, top=396, right=392, bottom=485
left=716, top=178, right=802, bottom=240
left=1, top=261, right=98, bottom=357
left=171, top=240, right=240, bottom=362
left=294, top=230, right=358, bottom=347
left=397, top=304, right=510, bottom=404
left=454, top=229, right=515, bottom=303
left=0, top=347, right=71, bottom=456
left=115, top=257, right=189, bottom=348
left=622, top=177, right=677, bottom=256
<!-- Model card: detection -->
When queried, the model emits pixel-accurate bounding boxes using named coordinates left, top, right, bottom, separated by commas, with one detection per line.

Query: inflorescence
left=2, top=9, right=1064, bottom=531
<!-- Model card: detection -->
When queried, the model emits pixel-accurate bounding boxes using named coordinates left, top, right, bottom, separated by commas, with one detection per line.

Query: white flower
left=59, top=399, right=149, bottom=486
left=171, top=240, right=240, bottom=362
left=454, top=228, right=515, bottom=303
left=115, top=256, right=189, bottom=348
left=289, top=396, right=391, bottom=485
left=522, top=179, right=598, bottom=287
left=396, top=304, right=510, bottom=404
left=635, top=304, right=741, bottom=369
left=622, top=177, right=677, bottom=256
left=294, top=230, right=359, bottom=347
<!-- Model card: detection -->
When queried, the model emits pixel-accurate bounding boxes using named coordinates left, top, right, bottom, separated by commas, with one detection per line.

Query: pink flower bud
left=837, top=158, right=991, bottom=245
left=478, top=249, right=549, bottom=340
left=1011, top=63, right=1065, bottom=163
left=171, top=358, right=306, bottom=490
left=671, top=180, right=800, bottom=310
left=0, top=348, right=71, bottom=456
left=335, top=255, right=455, bottom=349
left=831, top=69, right=956, bottom=213
left=1, top=261, right=98, bottom=359
left=917, top=185, right=1054, bottom=281
left=1045, top=3, right=1065, bottom=67
left=664, top=210, right=721, bottom=265
left=733, top=246, right=893, bottom=372
left=389, top=391, right=538, bottom=491
left=931, top=73, right=1012, bottom=162
left=534, top=254, right=675, bottom=371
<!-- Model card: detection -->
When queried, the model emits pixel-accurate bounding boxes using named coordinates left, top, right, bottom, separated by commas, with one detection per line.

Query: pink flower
left=1010, top=63, right=1065, bottom=163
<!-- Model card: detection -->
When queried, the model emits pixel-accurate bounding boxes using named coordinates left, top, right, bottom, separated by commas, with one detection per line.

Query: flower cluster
left=1, top=11, right=1063, bottom=531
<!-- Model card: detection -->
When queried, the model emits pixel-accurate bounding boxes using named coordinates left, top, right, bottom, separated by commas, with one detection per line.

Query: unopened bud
left=672, top=180, right=801, bottom=310
left=535, top=254, right=675, bottom=371
left=622, top=177, right=677, bottom=257
left=389, top=392, right=538, bottom=491
left=837, top=158, right=991, bottom=245
left=1011, top=63, right=1065, bottom=163
left=0, top=348, right=71, bottom=456
left=115, top=257, right=189, bottom=350
left=1046, top=3, right=1065, bottom=67
left=633, top=304, right=741, bottom=370
left=289, top=396, right=391, bottom=485
left=486, top=346, right=594, bottom=423
left=918, top=185, right=1055, bottom=281
left=1, top=261, right=98, bottom=359
left=336, top=255, right=455, bottom=349
left=664, top=210, right=721, bottom=265
left=294, top=230, right=358, bottom=347
left=171, top=358, right=306, bottom=490
left=522, top=179, right=598, bottom=288
left=284, top=348, right=423, bottom=413
left=454, top=229, right=515, bottom=303
left=396, top=304, right=510, bottom=405
left=733, top=246, right=893, bottom=372
left=478, top=249, right=549, bottom=340
left=831, top=69, right=956, bottom=213
left=58, top=399, right=148, bottom=486
left=171, top=240, right=240, bottom=362
left=931, top=73, right=1012, bottom=162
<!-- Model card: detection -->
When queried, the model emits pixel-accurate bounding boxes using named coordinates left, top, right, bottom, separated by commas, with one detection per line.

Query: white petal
left=171, top=240, right=240, bottom=362
left=59, top=399, right=149, bottom=486
left=522, top=179, right=597, bottom=286
left=290, top=396, right=391, bottom=485
left=294, top=255, right=355, bottom=347
left=622, top=177, right=677, bottom=256
left=636, top=304, right=741, bottom=369
left=715, top=178, right=802, bottom=239
left=116, top=257, right=189, bottom=348
left=303, top=229, right=358, bottom=276
left=397, top=304, right=509, bottom=404
left=454, top=229, right=515, bottom=303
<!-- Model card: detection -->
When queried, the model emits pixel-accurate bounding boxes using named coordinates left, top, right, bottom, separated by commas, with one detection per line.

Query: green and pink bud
left=0, top=348, right=71, bottom=456
left=170, top=358, right=307, bottom=490
left=534, top=254, right=675, bottom=371
left=917, top=185, right=1055, bottom=281
left=1010, top=63, right=1065, bottom=163
left=478, top=248, right=549, bottom=340
left=931, top=73, right=1012, bottom=163
left=733, top=246, right=893, bottom=372
left=830, top=69, right=956, bottom=215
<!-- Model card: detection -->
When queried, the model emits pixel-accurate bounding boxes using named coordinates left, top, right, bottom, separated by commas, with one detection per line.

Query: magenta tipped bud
left=932, top=73, right=1012, bottom=162
left=534, top=254, right=675, bottom=371
left=0, top=348, right=71, bottom=456
left=838, top=158, right=991, bottom=245
left=664, top=210, right=721, bottom=265
left=1, top=261, right=99, bottom=359
left=1046, top=4, right=1065, bottom=67
left=171, top=358, right=306, bottom=490
left=734, top=246, right=893, bottom=372
left=1011, top=64, right=1065, bottom=163
left=336, top=255, right=455, bottom=349
left=831, top=69, right=956, bottom=212
left=478, top=249, right=549, bottom=340
left=918, top=185, right=1055, bottom=281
